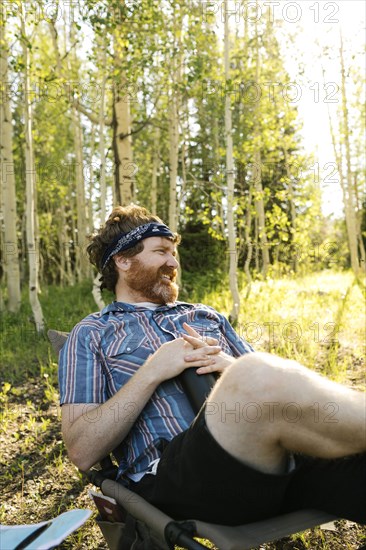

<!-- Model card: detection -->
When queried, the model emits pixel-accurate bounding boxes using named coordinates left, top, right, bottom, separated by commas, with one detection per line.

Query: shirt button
left=126, top=347, right=131, bottom=351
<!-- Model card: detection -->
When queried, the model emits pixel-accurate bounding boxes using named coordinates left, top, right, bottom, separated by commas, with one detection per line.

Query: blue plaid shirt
left=58, top=301, right=253, bottom=477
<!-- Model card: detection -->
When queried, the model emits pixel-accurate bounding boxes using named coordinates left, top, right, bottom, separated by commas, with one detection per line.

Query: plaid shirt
left=58, top=301, right=253, bottom=477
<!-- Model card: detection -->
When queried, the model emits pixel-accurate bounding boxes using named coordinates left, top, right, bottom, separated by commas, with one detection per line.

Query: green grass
left=184, top=269, right=365, bottom=383
left=0, top=269, right=365, bottom=549
left=0, top=281, right=101, bottom=384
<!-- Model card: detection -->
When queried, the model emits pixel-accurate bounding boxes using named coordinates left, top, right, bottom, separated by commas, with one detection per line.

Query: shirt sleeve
left=58, top=322, right=108, bottom=404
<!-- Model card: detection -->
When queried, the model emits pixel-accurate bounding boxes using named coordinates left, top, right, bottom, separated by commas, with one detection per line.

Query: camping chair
left=48, top=329, right=341, bottom=550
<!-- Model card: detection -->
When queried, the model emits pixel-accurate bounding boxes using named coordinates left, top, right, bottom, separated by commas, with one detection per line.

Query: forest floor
left=0, top=270, right=365, bottom=549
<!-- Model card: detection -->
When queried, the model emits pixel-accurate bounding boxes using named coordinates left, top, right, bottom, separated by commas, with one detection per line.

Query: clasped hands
left=181, top=322, right=235, bottom=375
left=145, top=322, right=235, bottom=382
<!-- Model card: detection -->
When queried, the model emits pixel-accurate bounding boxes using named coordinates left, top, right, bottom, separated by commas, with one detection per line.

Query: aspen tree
left=224, top=0, right=240, bottom=322
left=112, top=28, right=134, bottom=205
left=151, top=127, right=160, bottom=215
left=0, top=16, right=21, bottom=312
left=253, top=18, right=269, bottom=277
left=98, top=45, right=108, bottom=223
left=339, top=32, right=360, bottom=274
left=168, top=3, right=183, bottom=235
left=20, top=5, right=45, bottom=331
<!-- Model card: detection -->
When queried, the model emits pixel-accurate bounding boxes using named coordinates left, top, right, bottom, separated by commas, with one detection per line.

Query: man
left=59, top=204, right=365, bottom=526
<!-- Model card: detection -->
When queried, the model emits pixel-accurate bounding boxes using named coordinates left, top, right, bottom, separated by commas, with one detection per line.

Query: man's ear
left=114, top=255, right=131, bottom=271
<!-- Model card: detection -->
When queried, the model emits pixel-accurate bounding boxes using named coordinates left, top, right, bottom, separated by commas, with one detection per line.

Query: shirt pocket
left=188, top=321, right=232, bottom=355
left=101, top=320, right=152, bottom=375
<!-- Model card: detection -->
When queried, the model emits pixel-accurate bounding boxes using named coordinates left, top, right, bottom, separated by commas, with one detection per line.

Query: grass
left=185, top=270, right=365, bottom=383
left=0, top=269, right=365, bottom=549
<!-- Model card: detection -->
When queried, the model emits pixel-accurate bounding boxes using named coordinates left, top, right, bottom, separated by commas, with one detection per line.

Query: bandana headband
left=101, top=222, right=174, bottom=270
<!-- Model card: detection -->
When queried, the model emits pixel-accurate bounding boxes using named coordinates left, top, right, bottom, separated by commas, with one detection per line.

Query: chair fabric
left=97, top=515, right=168, bottom=550
left=48, top=329, right=69, bottom=355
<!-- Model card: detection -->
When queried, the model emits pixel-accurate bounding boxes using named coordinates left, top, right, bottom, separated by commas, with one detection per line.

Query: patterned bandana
left=101, top=222, right=174, bottom=270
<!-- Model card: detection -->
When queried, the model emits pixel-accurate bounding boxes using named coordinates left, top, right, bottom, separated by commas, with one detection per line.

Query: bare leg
left=205, top=352, right=366, bottom=474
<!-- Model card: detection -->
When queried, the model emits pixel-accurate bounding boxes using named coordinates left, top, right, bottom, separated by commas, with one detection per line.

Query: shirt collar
left=101, top=300, right=191, bottom=314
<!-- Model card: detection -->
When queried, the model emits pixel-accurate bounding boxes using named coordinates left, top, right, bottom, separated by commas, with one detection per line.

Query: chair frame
left=86, top=460, right=337, bottom=550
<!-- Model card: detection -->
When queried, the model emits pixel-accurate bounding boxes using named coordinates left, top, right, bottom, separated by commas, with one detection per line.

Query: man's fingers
left=182, top=332, right=219, bottom=349
left=183, top=322, right=200, bottom=338
left=184, top=346, right=221, bottom=362
left=182, top=323, right=219, bottom=347
left=182, top=333, right=206, bottom=348
left=183, top=357, right=216, bottom=367
left=196, top=365, right=217, bottom=374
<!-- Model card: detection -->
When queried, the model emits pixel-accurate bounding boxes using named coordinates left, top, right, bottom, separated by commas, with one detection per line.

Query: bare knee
left=216, top=352, right=303, bottom=403
left=206, top=353, right=296, bottom=473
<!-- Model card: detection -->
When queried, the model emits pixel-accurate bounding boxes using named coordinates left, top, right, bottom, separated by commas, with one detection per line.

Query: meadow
left=0, top=269, right=365, bottom=549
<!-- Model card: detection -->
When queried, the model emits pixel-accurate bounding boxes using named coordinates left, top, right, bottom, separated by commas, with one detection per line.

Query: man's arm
left=62, top=336, right=221, bottom=471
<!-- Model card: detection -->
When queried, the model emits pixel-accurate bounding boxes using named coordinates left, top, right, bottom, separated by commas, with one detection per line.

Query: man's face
left=124, top=237, right=179, bottom=303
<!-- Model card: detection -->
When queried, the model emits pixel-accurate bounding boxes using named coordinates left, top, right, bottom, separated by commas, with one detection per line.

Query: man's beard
left=125, top=258, right=179, bottom=304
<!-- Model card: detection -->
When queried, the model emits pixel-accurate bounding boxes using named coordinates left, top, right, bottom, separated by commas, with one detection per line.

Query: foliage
left=179, top=221, right=226, bottom=272
left=2, top=0, right=363, bottom=302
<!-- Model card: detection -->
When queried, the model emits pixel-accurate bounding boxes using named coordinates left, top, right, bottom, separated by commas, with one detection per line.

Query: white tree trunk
left=244, top=189, right=253, bottom=296
left=339, top=32, right=360, bottom=274
left=224, top=2, right=240, bottom=322
left=58, top=205, right=74, bottom=286
left=168, top=95, right=179, bottom=233
left=88, top=124, right=96, bottom=232
left=90, top=49, right=108, bottom=309
left=0, top=20, right=21, bottom=312
left=168, top=6, right=182, bottom=234
left=72, top=106, right=89, bottom=280
left=253, top=19, right=269, bottom=276
left=92, top=273, right=105, bottom=310
left=68, top=7, right=89, bottom=281
left=113, top=66, right=134, bottom=205
left=88, top=123, right=105, bottom=308
left=151, top=127, right=160, bottom=215
left=99, top=47, right=107, bottom=223
left=21, top=11, right=45, bottom=332
left=283, top=146, right=297, bottom=271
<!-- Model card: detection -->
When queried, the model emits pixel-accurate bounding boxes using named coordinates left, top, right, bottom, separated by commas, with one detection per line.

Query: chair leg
left=164, top=521, right=208, bottom=550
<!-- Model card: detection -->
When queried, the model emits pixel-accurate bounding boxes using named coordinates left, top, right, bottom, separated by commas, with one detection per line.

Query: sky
left=272, top=0, right=365, bottom=217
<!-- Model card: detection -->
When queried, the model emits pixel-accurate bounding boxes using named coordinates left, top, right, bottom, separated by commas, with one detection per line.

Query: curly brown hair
left=87, top=204, right=180, bottom=293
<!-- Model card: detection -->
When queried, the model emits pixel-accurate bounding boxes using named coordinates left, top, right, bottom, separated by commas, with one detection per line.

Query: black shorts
left=131, top=408, right=366, bottom=525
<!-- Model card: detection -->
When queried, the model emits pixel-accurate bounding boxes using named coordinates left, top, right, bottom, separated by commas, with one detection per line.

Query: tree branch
left=47, top=20, right=111, bottom=127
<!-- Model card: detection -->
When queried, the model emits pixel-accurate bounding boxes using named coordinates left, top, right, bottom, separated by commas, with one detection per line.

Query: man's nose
left=167, top=254, right=179, bottom=268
